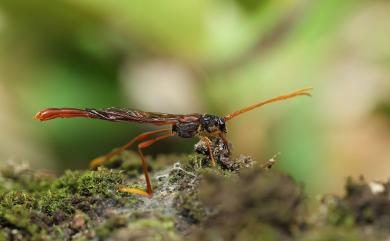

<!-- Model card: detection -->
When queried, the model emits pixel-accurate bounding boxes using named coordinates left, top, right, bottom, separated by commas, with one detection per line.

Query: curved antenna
left=224, top=87, right=312, bottom=121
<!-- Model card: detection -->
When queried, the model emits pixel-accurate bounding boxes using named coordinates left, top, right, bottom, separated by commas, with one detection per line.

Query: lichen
left=318, top=176, right=390, bottom=233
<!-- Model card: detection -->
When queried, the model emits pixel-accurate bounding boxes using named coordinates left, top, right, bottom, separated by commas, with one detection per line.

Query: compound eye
left=202, top=117, right=210, bottom=126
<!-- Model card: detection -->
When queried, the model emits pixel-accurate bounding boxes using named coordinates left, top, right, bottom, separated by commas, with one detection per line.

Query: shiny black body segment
left=200, top=114, right=227, bottom=133
left=172, top=122, right=200, bottom=138
left=172, top=114, right=227, bottom=138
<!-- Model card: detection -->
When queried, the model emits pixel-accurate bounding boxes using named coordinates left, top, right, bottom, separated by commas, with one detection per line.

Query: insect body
left=35, top=88, right=312, bottom=197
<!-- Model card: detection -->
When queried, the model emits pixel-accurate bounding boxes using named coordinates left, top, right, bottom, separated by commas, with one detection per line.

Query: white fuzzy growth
left=369, top=182, right=385, bottom=194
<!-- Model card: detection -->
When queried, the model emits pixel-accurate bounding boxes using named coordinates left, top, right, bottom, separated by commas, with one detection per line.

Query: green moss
left=95, top=214, right=128, bottom=239
left=33, top=167, right=129, bottom=219
left=0, top=164, right=53, bottom=193
left=0, top=205, right=37, bottom=233
left=0, top=230, right=8, bottom=241
left=321, top=195, right=355, bottom=227
left=0, top=163, right=144, bottom=240
left=192, top=165, right=306, bottom=240
left=298, top=228, right=364, bottom=241
left=52, top=167, right=124, bottom=197
left=0, top=191, right=39, bottom=237
left=175, top=190, right=206, bottom=224
left=321, top=177, right=390, bottom=232
left=0, top=155, right=388, bottom=240
left=102, top=151, right=187, bottom=178
left=112, top=215, right=181, bottom=241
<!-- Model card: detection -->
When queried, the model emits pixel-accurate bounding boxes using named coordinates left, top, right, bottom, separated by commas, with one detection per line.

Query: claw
left=118, top=187, right=152, bottom=198
left=89, top=156, right=107, bottom=170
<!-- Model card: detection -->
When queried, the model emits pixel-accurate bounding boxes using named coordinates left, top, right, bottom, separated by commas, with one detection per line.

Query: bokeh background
left=0, top=0, right=389, bottom=195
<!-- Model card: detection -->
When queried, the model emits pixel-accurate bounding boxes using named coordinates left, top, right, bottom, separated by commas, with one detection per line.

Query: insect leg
left=90, top=129, right=171, bottom=169
left=202, top=136, right=216, bottom=167
left=119, top=133, right=175, bottom=197
left=218, top=132, right=230, bottom=154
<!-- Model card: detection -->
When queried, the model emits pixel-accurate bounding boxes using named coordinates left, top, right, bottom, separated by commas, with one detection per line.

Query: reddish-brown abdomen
left=35, top=108, right=90, bottom=121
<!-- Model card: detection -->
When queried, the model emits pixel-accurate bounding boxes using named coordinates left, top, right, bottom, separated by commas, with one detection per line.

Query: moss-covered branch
left=0, top=151, right=388, bottom=241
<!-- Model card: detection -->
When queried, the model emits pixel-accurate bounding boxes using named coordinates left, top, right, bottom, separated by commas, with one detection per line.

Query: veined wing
left=35, top=107, right=201, bottom=126
left=87, top=107, right=201, bottom=125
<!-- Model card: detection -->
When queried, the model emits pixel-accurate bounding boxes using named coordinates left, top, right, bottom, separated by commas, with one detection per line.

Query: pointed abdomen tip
left=34, top=108, right=57, bottom=121
left=34, top=108, right=89, bottom=121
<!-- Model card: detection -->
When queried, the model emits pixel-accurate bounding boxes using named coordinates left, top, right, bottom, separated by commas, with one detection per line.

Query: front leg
left=201, top=136, right=217, bottom=167
left=195, top=135, right=233, bottom=169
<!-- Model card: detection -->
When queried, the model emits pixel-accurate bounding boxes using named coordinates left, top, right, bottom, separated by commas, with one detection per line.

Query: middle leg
left=90, top=128, right=171, bottom=169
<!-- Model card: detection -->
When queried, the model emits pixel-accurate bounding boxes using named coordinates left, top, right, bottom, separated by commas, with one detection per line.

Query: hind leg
left=118, top=133, right=174, bottom=197
left=90, top=129, right=171, bottom=169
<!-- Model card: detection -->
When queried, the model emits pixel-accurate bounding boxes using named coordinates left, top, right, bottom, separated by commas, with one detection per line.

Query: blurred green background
left=0, top=0, right=389, bottom=195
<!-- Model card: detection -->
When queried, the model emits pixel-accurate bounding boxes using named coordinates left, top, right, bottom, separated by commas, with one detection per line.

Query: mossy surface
left=0, top=151, right=389, bottom=241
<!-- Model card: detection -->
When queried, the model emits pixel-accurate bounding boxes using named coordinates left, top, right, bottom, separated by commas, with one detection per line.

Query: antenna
left=224, top=88, right=312, bottom=121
